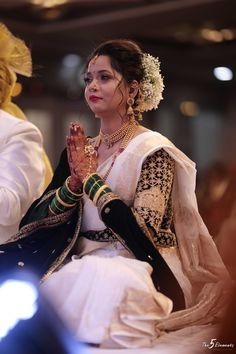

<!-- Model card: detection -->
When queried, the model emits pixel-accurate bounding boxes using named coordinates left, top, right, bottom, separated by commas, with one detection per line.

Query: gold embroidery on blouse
left=134, top=186, right=165, bottom=214
left=134, top=149, right=177, bottom=248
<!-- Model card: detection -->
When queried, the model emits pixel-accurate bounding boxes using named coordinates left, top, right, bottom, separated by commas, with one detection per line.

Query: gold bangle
left=97, top=192, right=120, bottom=217
left=66, top=177, right=83, bottom=197
left=48, top=204, right=57, bottom=215
left=93, top=184, right=109, bottom=205
left=56, top=189, right=76, bottom=208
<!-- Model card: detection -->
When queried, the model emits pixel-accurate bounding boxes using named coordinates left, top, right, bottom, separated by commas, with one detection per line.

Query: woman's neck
left=99, top=115, right=129, bottom=135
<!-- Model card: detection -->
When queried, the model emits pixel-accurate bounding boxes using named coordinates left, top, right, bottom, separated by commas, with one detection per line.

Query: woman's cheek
left=84, top=90, right=90, bottom=104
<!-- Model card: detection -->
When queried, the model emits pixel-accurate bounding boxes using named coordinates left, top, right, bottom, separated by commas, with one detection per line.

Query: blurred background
left=1, top=0, right=236, bottom=246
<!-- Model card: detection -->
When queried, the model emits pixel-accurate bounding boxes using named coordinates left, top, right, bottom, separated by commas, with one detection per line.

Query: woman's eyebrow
left=86, top=69, right=113, bottom=75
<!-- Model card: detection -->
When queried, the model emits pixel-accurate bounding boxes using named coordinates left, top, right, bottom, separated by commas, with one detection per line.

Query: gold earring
left=134, top=94, right=143, bottom=121
left=138, top=112, right=143, bottom=121
left=127, top=97, right=135, bottom=122
left=134, top=108, right=143, bottom=121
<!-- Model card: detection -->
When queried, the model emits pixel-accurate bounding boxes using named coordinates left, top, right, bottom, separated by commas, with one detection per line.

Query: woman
left=0, top=39, right=229, bottom=349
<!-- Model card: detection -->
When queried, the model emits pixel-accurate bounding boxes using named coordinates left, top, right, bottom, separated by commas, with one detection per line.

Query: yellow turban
left=0, top=22, right=53, bottom=189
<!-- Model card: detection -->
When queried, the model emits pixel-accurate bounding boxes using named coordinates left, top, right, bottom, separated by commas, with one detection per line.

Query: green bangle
left=50, top=197, right=67, bottom=214
left=93, top=185, right=111, bottom=205
left=83, top=173, right=103, bottom=195
left=56, top=189, right=76, bottom=207
left=59, top=186, right=80, bottom=204
left=65, top=177, right=83, bottom=197
left=83, top=172, right=98, bottom=186
left=88, top=181, right=105, bottom=200
left=83, top=173, right=113, bottom=205
left=49, top=204, right=57, bottom=215
left=50, top=188, right=77, bottom=215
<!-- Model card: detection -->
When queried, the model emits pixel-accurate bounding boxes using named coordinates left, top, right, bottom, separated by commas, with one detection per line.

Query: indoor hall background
left=0, top=0, right=236, bottom=240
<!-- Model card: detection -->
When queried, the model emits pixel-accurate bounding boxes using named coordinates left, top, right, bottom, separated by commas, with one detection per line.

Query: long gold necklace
left=86, top=121, right=138, bottom=180
left=100, top=122, right=138, bottom=180
left=99, top=121, right=133, bottom=149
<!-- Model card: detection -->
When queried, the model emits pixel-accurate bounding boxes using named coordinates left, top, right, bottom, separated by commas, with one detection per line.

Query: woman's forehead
left=87, top=55, right=115, bottom=74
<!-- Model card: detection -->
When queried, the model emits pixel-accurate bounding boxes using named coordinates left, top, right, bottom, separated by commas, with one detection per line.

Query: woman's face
left=84, top=55, right=128, bottom=118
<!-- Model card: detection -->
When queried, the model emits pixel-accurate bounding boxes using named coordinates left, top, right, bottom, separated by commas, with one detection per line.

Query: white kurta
left=0, top=109, right=45, bottom=243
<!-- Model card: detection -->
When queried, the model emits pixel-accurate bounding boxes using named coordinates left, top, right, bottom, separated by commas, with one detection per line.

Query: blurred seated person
left=0, top=22, right=53, bottom=189
left=0, top=23, right=45, bottom=243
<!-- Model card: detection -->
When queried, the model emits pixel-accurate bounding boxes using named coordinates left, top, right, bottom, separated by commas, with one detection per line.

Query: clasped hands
left=67, top=122, right=98, bottom=192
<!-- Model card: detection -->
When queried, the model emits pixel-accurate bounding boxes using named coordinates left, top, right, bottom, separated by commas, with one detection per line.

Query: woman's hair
left=85, top=39, right=164, bottom=113
left=85, top=39, right=145, bottom=85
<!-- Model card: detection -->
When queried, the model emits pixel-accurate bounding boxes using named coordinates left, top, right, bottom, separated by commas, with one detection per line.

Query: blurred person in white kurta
left=0, top=109, right=45, bottom=243
left=0, top=23, right=45, bottom=242
left=0, top=22, right=53, bottom=189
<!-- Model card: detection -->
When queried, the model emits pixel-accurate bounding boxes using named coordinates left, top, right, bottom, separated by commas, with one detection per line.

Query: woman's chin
left=91, top=108, right=106, bottom=118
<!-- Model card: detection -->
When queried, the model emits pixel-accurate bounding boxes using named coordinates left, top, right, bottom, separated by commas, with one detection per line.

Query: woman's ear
left=128, top=80, right=139, bottom=98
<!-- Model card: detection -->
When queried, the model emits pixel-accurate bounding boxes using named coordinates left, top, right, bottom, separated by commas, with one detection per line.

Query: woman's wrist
left=83, top=173, right=109, bottom=203
left=49, top=177, right=83, bottom=215
left=83, top=173, right=119, bottom=210
left=67, top=176, right=82, bottom=193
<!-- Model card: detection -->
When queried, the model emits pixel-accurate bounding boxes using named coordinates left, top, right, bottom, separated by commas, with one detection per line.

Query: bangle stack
left=83, top=173, right=113, bottom=206
left=96, top=191, right=120, bottom=217
left=49, top=177, right=83, bottom=215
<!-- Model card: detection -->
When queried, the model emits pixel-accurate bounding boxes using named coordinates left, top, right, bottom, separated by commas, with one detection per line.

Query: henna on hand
left=67, top=122, right=98, bottom=189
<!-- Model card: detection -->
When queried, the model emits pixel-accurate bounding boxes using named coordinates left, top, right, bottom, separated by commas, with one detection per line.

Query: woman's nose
left=88, top=79, right=98, bottom=92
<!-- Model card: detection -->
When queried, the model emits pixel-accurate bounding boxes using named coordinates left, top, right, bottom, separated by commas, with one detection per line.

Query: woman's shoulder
left=129, top=126, right=173, bottom=152
left=127, top=127, right=195, bottom=170
left=133, top=124, right=149, bottom=138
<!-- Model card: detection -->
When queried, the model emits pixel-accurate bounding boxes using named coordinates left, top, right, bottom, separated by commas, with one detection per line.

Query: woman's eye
left=101, top=75, right=110, bottom=81
left=84, top=76, right=92, bottom=84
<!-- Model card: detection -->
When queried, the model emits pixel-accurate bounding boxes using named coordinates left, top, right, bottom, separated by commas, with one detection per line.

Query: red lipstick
left=89, top=95, right=102, bottom=102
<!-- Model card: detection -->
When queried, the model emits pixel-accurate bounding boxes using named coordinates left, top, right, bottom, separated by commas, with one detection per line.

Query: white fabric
left=75, top=237, right=135, bottom=260
left=81, top=154, right=115, bottom=232
left=42, top=130, right=229, bottom=349
left=106, top=131, right=229, bottom=330
left=88, top=323, right=219, bottom=354
left=41, top=255, right=172, bottom=347
left=81, top=131, right=229, bottom=299
left=0, top=109, right=45, bottom=243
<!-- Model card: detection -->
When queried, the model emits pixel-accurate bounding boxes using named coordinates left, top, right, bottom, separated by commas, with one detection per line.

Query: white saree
left=41, top=131, right=229, bottom=351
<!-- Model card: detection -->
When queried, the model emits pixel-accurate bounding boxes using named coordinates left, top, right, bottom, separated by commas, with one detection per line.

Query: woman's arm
left=20, top=121, right=97, bottom=227
left=132, top=149, right=176, bottom=248
left=19, top=148, right=71, bottom=227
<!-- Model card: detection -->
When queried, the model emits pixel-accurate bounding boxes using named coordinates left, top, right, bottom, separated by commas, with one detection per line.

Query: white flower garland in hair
left=138, top=53, right=164, bottom=112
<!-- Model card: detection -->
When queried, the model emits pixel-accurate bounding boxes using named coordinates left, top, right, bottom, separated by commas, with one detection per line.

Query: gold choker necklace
left=99, top=121, right=135, bottom=149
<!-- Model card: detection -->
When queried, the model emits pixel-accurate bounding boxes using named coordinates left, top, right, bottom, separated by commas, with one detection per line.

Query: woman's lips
left=89, top=95, right=102, bottom=102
